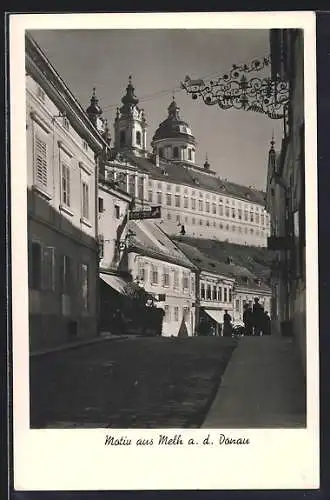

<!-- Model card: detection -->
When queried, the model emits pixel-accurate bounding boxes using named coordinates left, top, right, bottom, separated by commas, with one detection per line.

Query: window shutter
left=35, top=135, right=48, bottom=188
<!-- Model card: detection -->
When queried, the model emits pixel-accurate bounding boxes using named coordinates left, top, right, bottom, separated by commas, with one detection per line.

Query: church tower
left=86, top=87, right=107, bottom=136
left=114, top=76, right=147, bottom=157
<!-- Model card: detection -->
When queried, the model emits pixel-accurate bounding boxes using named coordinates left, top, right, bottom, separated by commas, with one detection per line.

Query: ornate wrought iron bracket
left=180, top=56, right=289, bottom=120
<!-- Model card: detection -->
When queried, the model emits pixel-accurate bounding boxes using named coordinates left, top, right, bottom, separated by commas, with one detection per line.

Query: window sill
left=32, top=184, right=52, bottom=201
left=60, top=204, right=74, bottom=217
left=80, top=217, right=92, bottom=228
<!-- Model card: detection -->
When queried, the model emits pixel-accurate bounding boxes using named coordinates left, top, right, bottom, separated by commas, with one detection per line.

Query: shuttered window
left=62, top=163, right=70, bottom=207
left=35, top=135, right=48, bottom=188
left=82, top=182, right=89, bottom=219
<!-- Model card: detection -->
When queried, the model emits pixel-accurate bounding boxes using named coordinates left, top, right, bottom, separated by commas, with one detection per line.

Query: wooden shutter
left=35, top=135, right=48, bottom=188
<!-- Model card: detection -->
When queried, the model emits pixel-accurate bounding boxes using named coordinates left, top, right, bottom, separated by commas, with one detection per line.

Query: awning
left=204, top=309, right=224, bottom=325
left=100, top=273, right=130, bottom=295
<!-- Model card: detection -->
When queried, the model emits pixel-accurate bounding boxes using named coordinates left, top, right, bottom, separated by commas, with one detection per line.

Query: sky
left=29, top=29, right=284, bottom=191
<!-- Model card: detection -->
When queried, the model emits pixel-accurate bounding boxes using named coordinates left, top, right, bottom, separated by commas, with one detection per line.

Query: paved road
left=30, top=336, right=237, bottom=429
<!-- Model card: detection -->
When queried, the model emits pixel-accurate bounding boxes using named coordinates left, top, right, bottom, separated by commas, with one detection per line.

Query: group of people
left=243, top=297, right=271, bottom=336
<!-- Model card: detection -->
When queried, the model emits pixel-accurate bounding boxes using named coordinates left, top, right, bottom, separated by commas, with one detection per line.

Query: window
left=229, top=289, right=232, bottom=302
left=176, top=214, right=181, bottom=223
left=163, top=268, right=170, bottom=287
left=212, top=285, right=217, bottom=300
left=212, top=203, right=216, bottom=214
left=191, top=275, right=195, bottom=292
left=206, top=220, right=210, bottom=227
left=201, top=282, right=205, bottom=299
left=157, top=192, right=162, bottom=204
left=188, top=149, right=192, bottom=160
left=174, top=306, right=179, bottom=321
left=192, top=217, right=196, bottom=225
left=174, top=270, right=179, bottom=289
left=30, top=241, right=42, bottom=290
left=175, top=195, right=181, bottom=207
left=98, top=197, right=104, bottom=213
left=235, top=299, right=240, bottom=312
left=218, top=287, right=222, bottom=302
left=206, top=202, right=210, bottom=213
left=224, top=287, right=228, bottom=302
left=151, top=266, right=158, bottom=285
left=244, top=210, right=248, bottom=221
left=199, top=219, right=203, bottom=226
left=220, top=223, right=223, bottom=229
left=35, top=135, right=48, bottom=189
left=232, top=208, right=236, bottom=218
left=250, top=211, right=254, bottom=222
left=164, top=305, right=170, bottom=322
left=198, top=200, right=203, bottom=211
left=261, top=214, right=265, bottom=225
left=238, top=208, right=242, bottom=219
left=148, top=190, right=153, bottom=202
left=166, top=193, right=172, bottom=206
left=206, top=284, right=212, bottom=300
left=184, top=196, right=188, bottom=208
left=60, top=255, right=72, bottom=295
left=167, top=212, right=171, bottom=220
left=173, top=146, right=179, bottom=159
left=182, top=273, right=189, bottom=291
left=191, top=198, right=196, bottom=210
left=83, top=140, right=88, bottom=151
left=61, top=163, right=70, bottom=207
left=159, top=148, right=164, bottom=158
left=256, top=213, right=260, bottom=224
left=219, top=205, right=224, bottom=216
left=120, top=130, right=125, bottom=147
left=115, top=205, right=120, bottom=219
left=82, top=182, right=89, bottom=220
left=225, top=207, right=230, bottom=217
left=137, top=177, right=144, bottom=200
left=138, top=261, right=146, bottom=282
left=136, top=131, right=141, bottom=145
left=128, top=175, right=135, bottom=196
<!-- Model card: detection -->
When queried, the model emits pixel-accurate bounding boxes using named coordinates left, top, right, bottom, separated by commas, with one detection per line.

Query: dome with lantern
left=151, top=99, right=197, bottom=163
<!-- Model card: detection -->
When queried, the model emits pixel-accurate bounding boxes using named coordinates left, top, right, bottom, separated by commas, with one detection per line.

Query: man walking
left=252, top=297, right=263, bottom=336
left=243, top=303, right=253, bottom=336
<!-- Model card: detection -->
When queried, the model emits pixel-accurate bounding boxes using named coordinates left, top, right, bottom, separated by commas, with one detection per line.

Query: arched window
left=120, top=130, right=125, bottom=147
left=136, top=131, right=141, bottom=146
left=173, top=146, right=179, bottom=159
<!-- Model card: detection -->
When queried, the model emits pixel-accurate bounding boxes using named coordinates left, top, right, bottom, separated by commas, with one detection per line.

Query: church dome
left=152, top=99, right=196, bottom=145
left=86, top=87, right=103, bottom=118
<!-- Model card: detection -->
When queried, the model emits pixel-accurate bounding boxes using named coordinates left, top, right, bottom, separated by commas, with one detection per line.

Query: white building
left=26, top=33, right=109, bottom=351
left=94, top=79, right=271, bottom=248
left=126, top=220, right=197, bottom=337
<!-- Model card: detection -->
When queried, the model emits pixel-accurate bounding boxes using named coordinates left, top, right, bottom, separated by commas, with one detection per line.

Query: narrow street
left=30, top=336, right=237, bottom=429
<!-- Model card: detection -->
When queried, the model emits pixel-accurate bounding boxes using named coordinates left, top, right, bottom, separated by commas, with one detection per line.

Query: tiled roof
left=127, top=220, right=197, bottom=270
left=173, top=236, right=273, bottom=284
left=121, top=152, right=266, bottom=205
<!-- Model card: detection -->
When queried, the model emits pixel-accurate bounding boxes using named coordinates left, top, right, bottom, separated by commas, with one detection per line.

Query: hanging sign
left=129, top=205, right=161, bottom=220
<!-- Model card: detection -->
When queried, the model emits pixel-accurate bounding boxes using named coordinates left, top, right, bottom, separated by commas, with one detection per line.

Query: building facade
left=267, top=29, right=306, bottom=370
left=126, top=220, right=197, bottom=337
left=26, top=34, right=108, bottom=351
left=91, top=79, right=271, bottom=248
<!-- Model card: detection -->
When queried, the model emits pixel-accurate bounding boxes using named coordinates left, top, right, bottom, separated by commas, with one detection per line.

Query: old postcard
left=10, top=11, right=319, bottom=490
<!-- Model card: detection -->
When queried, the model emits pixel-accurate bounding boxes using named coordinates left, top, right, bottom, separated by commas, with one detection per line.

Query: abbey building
left=90, top=77, right=271, bottom=248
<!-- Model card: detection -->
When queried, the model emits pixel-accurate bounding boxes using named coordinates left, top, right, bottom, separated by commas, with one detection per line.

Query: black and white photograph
left=10, top=12, right=319, bottom=491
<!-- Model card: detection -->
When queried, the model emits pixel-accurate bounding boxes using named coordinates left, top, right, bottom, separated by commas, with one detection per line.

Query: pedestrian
left=223, top=309, right=232, bottom=337
left=262, top=310, right=271, bottom=335
left=243, top=304, right=253, bottom=336
left=112, top=308, right=125, bottom=335
left=252, top=297, right=263, bottom=336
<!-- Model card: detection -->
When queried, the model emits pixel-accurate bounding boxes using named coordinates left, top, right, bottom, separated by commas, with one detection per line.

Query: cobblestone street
left=30, top=336, right=237, bottom=428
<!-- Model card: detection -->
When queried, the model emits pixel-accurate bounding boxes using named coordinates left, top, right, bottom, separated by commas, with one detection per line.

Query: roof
left=174, top=241, right=235, bottom=279
left=173, top=236, right=273, bottom=284
left=120, top=151, right=266, bottom=206
left=127, top=220, right=197, bottom=270
left=152, top=100, right=196, bottom=144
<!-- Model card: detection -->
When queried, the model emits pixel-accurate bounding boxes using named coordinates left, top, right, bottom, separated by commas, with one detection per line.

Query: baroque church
left=86, top=76, right=271, bottom=247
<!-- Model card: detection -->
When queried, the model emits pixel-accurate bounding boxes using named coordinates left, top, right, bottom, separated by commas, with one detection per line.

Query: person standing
left=262, top=311, right=271, bottom=335
left=243, top=304, right=253, bottom=336
left=252, top=297, right=263, bottom=336
left=223, top=310, right=233, bottom=337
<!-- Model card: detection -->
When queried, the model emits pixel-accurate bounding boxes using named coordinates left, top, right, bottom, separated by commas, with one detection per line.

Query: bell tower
left=114, top=76, right=147, bottom=157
